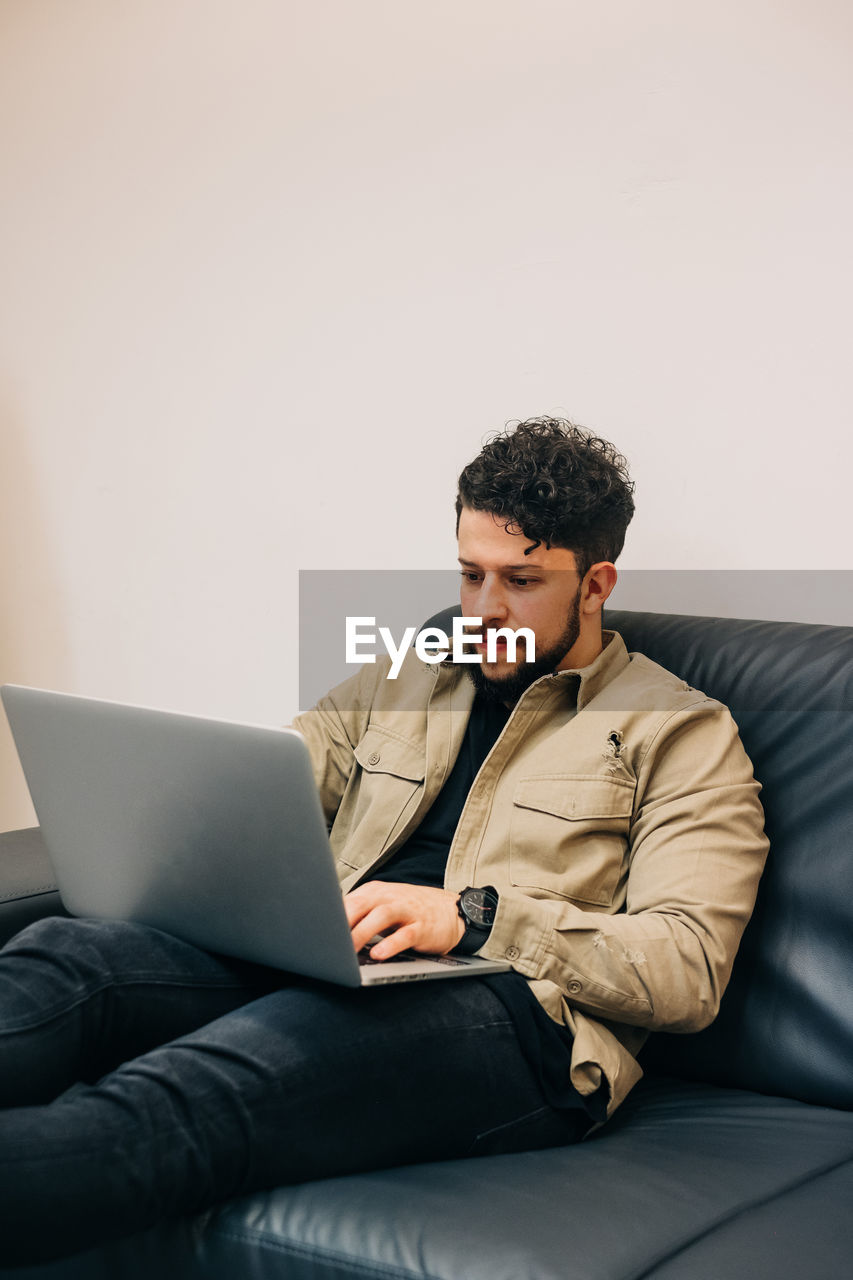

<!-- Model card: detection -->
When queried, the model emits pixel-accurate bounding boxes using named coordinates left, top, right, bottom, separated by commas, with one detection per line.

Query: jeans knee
left=7, top=914, right=81, bottom=952
left=6, top=914, right=142, bottom=962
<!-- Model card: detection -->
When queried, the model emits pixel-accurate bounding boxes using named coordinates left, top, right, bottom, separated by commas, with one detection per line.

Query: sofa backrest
left=424, top=603, right=853, bottom=1111
left=605, top=609, right=853, bottom=1111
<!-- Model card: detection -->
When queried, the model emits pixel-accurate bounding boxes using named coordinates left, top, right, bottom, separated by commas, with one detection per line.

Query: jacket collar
left=554, top=630, right=630, bottom=711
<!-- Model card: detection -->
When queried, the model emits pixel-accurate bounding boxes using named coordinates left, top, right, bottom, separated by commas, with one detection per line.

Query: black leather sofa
left=1, top=608, right=851, bottom=1279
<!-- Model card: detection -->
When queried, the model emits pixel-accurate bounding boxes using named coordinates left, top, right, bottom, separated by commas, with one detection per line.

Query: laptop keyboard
left=357, top=947, right=469, bottom=968
left=358, top=947, right=421, bottom=966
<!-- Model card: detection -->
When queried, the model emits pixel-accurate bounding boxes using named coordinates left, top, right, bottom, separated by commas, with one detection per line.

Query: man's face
left=456, top=506, right=584, bottom=705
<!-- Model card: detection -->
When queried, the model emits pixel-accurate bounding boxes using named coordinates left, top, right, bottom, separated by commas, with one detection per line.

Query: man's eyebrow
left=457, top=558, right=547, bottom=571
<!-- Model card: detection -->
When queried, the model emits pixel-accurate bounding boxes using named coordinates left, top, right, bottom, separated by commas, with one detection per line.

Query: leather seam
left=0, top=886, right=58, bottom=901
left=211, top=1225, right=445, bottom=1280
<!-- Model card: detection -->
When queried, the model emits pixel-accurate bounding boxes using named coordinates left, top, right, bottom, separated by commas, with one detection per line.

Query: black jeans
left=0, top=917, right=584, bottom=1266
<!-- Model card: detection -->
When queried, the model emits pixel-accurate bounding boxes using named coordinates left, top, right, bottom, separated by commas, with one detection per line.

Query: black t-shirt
left=371, top=691, right=608, bottom=1123
left=371, top=692, right=510, bottom=890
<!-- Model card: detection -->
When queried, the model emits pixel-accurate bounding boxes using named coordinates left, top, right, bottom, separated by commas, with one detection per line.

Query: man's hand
left=344, top=882, right=466, bottom=960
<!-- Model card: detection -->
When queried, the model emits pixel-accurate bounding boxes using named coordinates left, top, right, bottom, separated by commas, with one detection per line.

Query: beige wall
left=2, top=0, right=852, bottom=828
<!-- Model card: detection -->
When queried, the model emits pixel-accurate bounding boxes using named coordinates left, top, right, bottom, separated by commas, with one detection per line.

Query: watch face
left=464, top=888, right=497, bottom=927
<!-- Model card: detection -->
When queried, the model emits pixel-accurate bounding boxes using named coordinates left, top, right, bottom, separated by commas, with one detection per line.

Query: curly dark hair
left=455, top=417, right=635, bottom=578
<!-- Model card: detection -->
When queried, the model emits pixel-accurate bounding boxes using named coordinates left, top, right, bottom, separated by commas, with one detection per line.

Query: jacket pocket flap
left=514, top=775, right=634, bottom=821
left=354, top=729, right=426, bottom=782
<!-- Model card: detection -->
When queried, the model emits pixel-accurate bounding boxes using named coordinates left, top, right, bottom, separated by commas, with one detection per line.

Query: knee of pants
left=5, top=913, right=85, bottom=952
left=5, top=914, right=150, bottom=961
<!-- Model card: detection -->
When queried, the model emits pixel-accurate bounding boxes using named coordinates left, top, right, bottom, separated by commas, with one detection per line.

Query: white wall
left=2, top=0, right=852, bottom=828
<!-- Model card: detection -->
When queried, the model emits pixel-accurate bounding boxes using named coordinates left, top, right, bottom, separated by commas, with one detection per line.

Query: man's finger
left=343, top=882, right=396, bottom=924
left=343, top=895, right=373, bottom=927
left=350, top=905, right=401, bottom=953
left=369, top=923, right=420, bottom=960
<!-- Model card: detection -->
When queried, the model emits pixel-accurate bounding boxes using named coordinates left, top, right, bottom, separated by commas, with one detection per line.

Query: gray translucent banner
left=298, top=569, right=853, bottom=712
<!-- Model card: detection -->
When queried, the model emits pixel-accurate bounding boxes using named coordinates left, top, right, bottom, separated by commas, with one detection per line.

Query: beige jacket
left=293, top=631, right=769, bottom=1116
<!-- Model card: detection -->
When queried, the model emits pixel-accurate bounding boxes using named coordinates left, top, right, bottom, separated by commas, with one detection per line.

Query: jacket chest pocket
left=333, top=728, right=426, bottom=872
left=509, top=775, right=634, bottom=907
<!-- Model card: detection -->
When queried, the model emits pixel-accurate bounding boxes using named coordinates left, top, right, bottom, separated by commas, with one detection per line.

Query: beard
left=464, top=591, right=582, bottom=708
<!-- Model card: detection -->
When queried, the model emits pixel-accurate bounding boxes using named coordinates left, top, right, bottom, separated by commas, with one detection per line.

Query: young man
left=0, top=419, right=768, bottom=1265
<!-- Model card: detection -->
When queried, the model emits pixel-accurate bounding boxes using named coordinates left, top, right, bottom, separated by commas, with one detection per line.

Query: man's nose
left=478, top=574, right=509, bottom=622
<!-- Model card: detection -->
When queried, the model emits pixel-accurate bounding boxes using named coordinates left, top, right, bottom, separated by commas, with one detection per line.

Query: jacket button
left=505, top=945, right=520, bottom=961
left=367, top=752, right=381, bottom=766
left=568, top=980, right=582, bottom=994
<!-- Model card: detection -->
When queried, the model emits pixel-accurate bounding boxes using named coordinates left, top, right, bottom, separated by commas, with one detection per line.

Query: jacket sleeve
left=479, top=699, right=770, bottom=1033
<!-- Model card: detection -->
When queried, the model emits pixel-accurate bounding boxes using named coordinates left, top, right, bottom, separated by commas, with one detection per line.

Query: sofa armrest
left=0, top=827, right=67, bottom=946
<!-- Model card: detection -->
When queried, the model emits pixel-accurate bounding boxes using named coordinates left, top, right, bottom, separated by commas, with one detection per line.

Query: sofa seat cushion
left=645, top=1156, right=853, bottom=1280
left=9, top=1077, right=852, bottom=1280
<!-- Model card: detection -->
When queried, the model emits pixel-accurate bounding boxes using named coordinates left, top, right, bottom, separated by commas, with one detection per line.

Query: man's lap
left=0, top=917, right=582, bottom=1264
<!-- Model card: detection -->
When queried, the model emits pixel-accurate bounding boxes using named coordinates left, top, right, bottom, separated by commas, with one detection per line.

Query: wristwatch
left=454, top=885, right=499, bottom=955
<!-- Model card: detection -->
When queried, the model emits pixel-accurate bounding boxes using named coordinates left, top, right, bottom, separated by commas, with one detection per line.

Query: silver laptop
left=0, top=685, right=509, bottom=987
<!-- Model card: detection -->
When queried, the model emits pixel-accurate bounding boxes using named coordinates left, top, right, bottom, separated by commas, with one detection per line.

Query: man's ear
left=581, top=563, right=618, bottom=616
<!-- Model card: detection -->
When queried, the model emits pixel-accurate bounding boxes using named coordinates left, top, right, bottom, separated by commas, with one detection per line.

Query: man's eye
left=459, top=571, right=482, bottom=584
left=510, top=577, right=537, bottom=588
